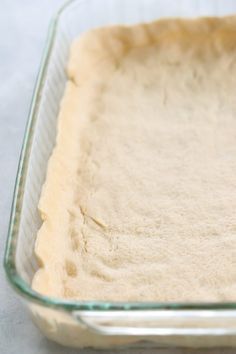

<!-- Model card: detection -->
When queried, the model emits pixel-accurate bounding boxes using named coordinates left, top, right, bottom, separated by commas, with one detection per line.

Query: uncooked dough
left=33, top=17, right=236, bottom=302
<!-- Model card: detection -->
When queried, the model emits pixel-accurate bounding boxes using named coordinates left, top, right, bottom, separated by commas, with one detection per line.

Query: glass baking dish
left=4, top=0, right=236, bottom=349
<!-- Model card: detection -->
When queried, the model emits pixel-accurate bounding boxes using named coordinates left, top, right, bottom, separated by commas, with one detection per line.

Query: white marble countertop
left=0, top=1, right=236, bottom=353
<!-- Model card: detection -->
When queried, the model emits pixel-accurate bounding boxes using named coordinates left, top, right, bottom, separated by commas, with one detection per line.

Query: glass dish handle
left=73, top=310, right=236, bottom=336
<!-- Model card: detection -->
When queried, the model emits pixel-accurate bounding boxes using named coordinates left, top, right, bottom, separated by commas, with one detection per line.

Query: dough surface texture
left=33, top=17, right=236, bottom=302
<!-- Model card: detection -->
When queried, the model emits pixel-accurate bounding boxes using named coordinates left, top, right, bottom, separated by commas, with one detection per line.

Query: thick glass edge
left=3, top=0, right=236, bottom=313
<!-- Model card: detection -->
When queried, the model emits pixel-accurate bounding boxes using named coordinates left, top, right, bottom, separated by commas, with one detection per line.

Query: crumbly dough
left=33, top=17, right=236, bottom=302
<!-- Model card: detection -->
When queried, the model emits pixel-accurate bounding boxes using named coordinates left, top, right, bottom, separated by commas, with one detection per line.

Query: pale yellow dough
left=33, top=17, right=236, bottom=302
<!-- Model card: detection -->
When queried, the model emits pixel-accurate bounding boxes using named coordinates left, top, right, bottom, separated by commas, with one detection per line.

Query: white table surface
left=0, top=1, right=236, bottom=353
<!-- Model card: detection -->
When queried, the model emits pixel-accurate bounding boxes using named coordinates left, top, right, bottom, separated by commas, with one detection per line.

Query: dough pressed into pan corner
left=33, top=16, right=236, bottom=302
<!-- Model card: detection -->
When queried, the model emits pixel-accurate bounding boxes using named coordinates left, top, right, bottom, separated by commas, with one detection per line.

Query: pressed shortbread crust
left=33, top=17, right=236, bottom=302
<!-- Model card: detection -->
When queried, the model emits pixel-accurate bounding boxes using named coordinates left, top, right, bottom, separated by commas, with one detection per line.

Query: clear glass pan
left=4, top=0, right=236, bottom=349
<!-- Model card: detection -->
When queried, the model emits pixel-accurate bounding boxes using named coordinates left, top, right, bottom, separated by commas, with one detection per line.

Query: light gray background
left=0, top=1, right=235, bottom=353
